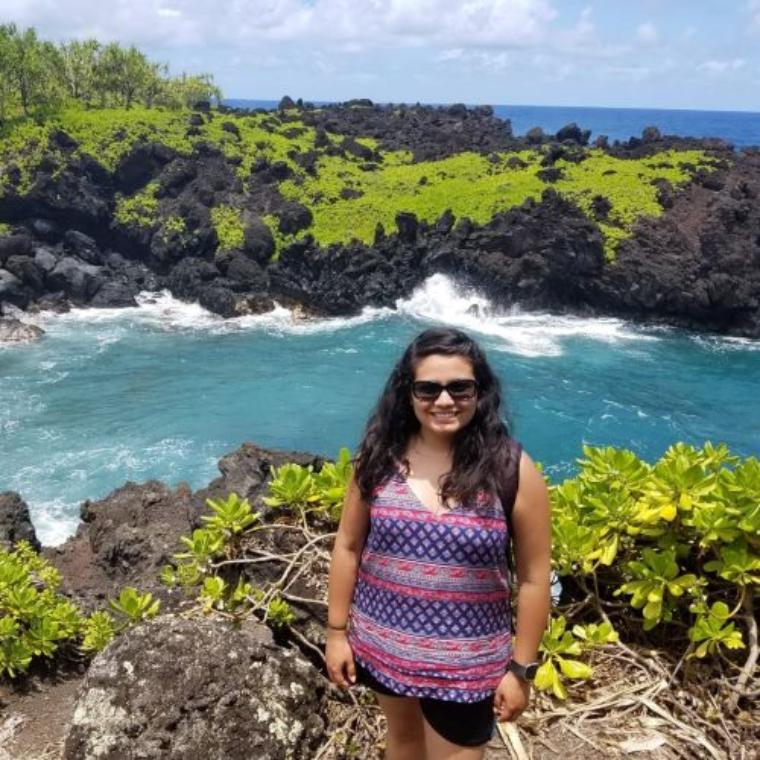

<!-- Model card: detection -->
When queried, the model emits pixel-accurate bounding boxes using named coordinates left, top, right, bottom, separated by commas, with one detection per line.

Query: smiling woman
left=325, top=327, right=552, bottom=759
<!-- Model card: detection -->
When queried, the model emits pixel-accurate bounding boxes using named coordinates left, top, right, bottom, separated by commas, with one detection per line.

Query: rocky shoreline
left=1, top=100, right=759, bottom=339
left=0, top=443, right=334, bottom=759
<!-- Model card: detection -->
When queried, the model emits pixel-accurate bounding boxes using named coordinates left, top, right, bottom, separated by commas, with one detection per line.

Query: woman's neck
left=411, top=429, right=454, bottom=456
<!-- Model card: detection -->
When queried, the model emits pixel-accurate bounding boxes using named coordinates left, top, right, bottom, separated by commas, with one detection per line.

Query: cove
left=1, top=275, right=758, bottom=546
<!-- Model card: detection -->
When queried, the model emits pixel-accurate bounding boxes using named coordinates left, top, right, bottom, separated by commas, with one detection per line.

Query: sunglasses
left=411, top=379, right=479, bottom=401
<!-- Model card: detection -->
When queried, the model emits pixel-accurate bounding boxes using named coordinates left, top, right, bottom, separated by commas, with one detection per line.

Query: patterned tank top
left=348, top=443, right=521, bottom=702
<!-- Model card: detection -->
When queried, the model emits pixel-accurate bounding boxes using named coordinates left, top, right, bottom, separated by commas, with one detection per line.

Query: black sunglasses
left=411, top=379, right=479, bottom=401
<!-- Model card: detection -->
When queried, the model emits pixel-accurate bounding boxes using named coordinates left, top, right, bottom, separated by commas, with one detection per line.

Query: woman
left=326, top=328, right=551, bottom=760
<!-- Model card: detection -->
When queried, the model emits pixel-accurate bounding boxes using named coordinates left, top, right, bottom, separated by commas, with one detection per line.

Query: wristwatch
left=509, top=659, right=539, bottom=682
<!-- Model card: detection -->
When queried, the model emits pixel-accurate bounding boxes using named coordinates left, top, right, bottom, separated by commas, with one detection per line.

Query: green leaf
left=557, top=657, right=593, bottom=680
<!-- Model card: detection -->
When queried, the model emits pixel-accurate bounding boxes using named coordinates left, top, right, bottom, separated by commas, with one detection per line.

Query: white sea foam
left=39, top=289, right=394, bottom=337
left=29, top=276, right=760, bottom=355
left=31, top=498, right=80, bottom=547
left=396, top=274, right=658, bottom=357
left=689, top=333, right=760, bottom=352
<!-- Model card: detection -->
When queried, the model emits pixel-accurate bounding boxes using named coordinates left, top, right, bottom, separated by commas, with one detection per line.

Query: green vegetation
left=278, top=146, right=714, bottom=260
left=0, top=23, right=220, bottom=121
left=0, top=541, right=159, bottom=678
left=159, top=441, right=756, bottom=707
left=0, top=540, right=160, bottom=678
left=0, top=92, right=719, bottom=257
left=0, top=541, right=80, bottom=677
left=210, top=205, right=245, bottom=253
left=114, top=181, right=160, bottom=228
left=161, top=449, right=354, bottom=624
left=0, top=222, right=11, bottom=235
left=544, top=441, right=758, bottom=699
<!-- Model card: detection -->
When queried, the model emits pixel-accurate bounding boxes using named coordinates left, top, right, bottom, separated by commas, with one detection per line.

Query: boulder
left=47, top=257, right=104, bottom=303
left=0, top=491, right=41, bottom=551
left=33, top=246, right=59, bottom=273
left=63, top=230, right=103, bottom=265
left=62, top=616, right=325, bottom=760
left=46, top=481, right=195, bottom=607
left=277, top=202, right=313, bottom=236
left=243, top=219, right=276, bottom=265
left=224, top=252, right=269, bottom=290
left=88, top=280, right=139, bottom=308
left=0, top=268, right=29, bottom=309
left=4, top=255, right=44, bottom=293
left=278, top=95, right=296, bottom=110
left=0, top=317, right=45, bottom=345
left=642, top=125, right=662, bottom=143
left=194, top=442, right=324, bottom=510
left=0, top=233, right=32, bottom=264
left=556, top=122, right=591, bottom=145
left=27, top=218, right=62, bottom=243
left=395, top=211, right=418, bottom=242
left=526, top=126, right=544, bottom=145
left=199, top=284, right=238, bottom=318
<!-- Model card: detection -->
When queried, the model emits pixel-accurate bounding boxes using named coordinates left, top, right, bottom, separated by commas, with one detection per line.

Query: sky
left=4, top=1, right=760, bottom=111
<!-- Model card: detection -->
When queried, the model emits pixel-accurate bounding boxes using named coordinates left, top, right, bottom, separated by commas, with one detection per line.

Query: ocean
left=2, top=275, right=758, bottom=546
left=224, top=99, right=760, bottom=149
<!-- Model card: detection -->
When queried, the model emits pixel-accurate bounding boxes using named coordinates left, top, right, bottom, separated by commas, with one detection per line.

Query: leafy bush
left=0, top=541, right=83, bottom=677
left=162, top=450, right=353, bottom=629
left=549, top=442, right=758, bottom=695
left=0, top=541, right=162, bottom=676
left=114, top=181, right=159, bottom=228
left=210, top=205, right=244, bottom=253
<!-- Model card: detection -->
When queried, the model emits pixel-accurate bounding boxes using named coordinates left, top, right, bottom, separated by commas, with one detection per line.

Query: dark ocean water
left=224, top=99, right=760, bottom=149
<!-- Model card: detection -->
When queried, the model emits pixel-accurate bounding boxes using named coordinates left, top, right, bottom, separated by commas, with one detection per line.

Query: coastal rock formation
left=1, top=102, right=759, bottom=336
left=0, top=317, right=44, bottom=343
left=44, top=444, right=326, bottom=609
left=62, top=616, right=325, bottom=760
left=44, top=481, right=196, bottom=608
left=0, top=491, right=40, bottom=551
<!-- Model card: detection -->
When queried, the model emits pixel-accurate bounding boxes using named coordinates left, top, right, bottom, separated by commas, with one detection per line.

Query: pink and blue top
left=348, top=464, right=515, bottom=703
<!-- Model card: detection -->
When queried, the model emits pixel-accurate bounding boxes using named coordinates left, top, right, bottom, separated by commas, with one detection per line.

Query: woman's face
left=410, top=354, right=478, bottom=439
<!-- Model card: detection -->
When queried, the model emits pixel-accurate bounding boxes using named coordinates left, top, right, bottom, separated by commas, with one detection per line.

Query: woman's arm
left=325, top=476, right=370, bottom=687
left=494, top=450, right=552, bottom=721
left=511, top=451, right=552, bottom=664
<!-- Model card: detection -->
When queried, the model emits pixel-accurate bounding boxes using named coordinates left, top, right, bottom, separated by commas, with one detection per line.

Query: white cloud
left=2, top=0, right=558, bottom=49
left=636, top=22, right=659, bottom=46
left=697, top=59, right=746, bottom=74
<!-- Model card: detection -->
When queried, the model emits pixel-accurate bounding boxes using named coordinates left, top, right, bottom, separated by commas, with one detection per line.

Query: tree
left=0, top=24, right=63, bottom=117
left=59, top=39, right=100, bottom=104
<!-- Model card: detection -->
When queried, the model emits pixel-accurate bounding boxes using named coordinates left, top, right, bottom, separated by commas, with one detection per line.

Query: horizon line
left=223, top=97, right=760, bottom=116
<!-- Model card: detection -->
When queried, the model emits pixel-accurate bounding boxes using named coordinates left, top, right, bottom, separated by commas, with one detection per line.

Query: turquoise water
left=1, top=276, right=759, bottom=545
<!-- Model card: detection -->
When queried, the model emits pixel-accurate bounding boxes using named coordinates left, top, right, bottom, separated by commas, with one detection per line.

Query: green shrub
left=114, top=181, right=159, bottom=228
left=551, top=442, right=758, bottom=671
left=0, top=540, right=83, bottom=677
left=210, top=205, right=244, bottom=253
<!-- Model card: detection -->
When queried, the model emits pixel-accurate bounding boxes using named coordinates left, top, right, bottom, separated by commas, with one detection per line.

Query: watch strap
left=509, top=659, right=539, bottom=681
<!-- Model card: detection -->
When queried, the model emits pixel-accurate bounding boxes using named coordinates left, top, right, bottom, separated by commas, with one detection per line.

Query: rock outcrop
left=0, top=317, right=44, bottom=343
left=1, top=103, right=759, bottom=336
left=62, top=616, right=325, bottom=760
left=0, top=491, right=40, bottom=551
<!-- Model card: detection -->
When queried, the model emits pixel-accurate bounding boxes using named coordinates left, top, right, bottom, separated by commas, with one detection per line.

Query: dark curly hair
left=354, top=327, right=514, bottom=506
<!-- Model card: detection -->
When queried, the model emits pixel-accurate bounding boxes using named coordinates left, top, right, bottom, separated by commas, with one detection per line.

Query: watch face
left=525, top=663, right=539, bottom=680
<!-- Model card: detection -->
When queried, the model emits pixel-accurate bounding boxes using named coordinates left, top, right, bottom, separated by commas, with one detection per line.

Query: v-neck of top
left=398, top=471, right=459, bottom=517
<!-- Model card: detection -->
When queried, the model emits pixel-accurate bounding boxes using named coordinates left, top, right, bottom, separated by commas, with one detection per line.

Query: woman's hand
left=325, top=629, right=356, bottom=689
left=493, top=671, right=531, bottom=722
